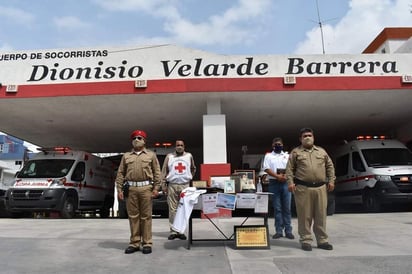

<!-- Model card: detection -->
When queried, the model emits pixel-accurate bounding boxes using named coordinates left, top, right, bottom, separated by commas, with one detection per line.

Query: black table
left=187, top=194, right=270, bottom=249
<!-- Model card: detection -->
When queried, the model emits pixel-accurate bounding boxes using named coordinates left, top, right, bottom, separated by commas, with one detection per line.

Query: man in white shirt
left=161, top=140, right=196, bottom=240
left=263, top=137, right=294, bottom=240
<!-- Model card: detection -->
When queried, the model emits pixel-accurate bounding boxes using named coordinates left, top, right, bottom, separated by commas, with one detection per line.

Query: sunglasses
left=133, top=136, right=144, bottom=140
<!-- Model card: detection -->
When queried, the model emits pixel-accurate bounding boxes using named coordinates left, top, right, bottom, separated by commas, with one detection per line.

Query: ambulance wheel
left=362, top=189, right=381, bottom=213
left=61, top=197, right=75, bottom=218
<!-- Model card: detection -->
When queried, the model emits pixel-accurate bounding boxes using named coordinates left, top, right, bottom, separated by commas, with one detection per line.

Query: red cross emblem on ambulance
left=174, top=161, right=186, bottom=174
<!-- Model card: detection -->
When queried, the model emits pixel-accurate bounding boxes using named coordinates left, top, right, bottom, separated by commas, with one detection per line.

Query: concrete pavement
left=1, top=212, right=412, bottom=273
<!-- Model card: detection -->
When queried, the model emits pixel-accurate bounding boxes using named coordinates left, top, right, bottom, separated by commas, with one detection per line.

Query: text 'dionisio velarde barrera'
left=0, top=49, right=401, bottom=83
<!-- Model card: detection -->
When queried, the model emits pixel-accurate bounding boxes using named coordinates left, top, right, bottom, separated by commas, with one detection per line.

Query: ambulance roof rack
left=37, top=147, right=71, bottom=155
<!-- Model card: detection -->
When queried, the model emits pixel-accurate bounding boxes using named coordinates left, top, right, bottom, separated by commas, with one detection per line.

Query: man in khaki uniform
left=116, top=129, right=161, bottom=255
left=285, top=128, right=335, bottom=251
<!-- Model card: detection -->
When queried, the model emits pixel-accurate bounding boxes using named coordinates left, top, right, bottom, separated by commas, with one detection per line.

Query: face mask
left=302, top=136, right=314, bottom=147
left=176, top=147, right=184, bottom=154
left=273, top=144, right=283, bottom=153
left=132, top=139, right=145, bottom=149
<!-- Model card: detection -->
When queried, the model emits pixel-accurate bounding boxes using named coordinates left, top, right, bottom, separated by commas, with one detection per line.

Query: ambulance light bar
left=154, top=142, right=172, bottom=147
left=37, top=147, right=71, bottom=154
left=356, top=135, right=387, bottom=141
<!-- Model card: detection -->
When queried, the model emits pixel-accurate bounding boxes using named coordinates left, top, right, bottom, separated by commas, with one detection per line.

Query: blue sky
left=0, top=0, right=411, bottom=55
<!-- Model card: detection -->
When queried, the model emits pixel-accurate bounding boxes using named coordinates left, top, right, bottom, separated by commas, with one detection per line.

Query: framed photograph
left=234, top=170, right=256, bottom=193
left=209, top=175, right=230, bottom=189
left=228, top=174, right=241, bottom=193
left=215, top=193, right=236, bottom=210
left=224, top=179, right=235, bottom=193
left=192, top=180, right=208, bottom=188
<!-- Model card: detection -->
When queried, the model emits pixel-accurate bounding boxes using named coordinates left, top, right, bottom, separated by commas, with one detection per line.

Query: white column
left=203, top=98, right=227, bottom=163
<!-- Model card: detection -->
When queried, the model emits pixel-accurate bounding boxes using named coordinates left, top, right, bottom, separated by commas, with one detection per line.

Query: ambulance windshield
left=362, top=148, right=412, bottom=167
left=18, top=159, right=75, bottom=178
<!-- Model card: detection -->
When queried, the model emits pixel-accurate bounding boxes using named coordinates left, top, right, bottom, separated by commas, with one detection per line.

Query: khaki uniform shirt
left=115, top=148, right=161, bottom=193
left=285, top=145, right=336, bottom=185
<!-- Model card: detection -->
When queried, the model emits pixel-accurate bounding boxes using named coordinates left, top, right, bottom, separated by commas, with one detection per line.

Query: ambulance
left=6, top=147, right=115, bottom=218
left=333, top=136, right=412, bottom=212
left=0, top=160, right=22, bottom=217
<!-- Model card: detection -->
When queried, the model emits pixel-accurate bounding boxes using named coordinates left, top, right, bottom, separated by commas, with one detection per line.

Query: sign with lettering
left=0, top=45, right=410, bottom=85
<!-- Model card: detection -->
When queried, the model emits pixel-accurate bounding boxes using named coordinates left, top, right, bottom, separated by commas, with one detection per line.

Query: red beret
left=130, top=129, right=147, bottom=139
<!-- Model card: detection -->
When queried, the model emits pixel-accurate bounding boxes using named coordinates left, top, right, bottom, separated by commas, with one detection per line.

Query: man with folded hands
left=263, top=137, right=294, bottom=240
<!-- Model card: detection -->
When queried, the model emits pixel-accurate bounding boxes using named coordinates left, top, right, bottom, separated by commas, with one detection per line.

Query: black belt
left=294, top=179, right=326, bottom=188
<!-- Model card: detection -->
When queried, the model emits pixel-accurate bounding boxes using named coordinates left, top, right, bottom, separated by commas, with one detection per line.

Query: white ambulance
left=6, top=147, right=115, bottom=218
left=333, top=136, right=412, bottom=212
left=0, top=160, right=23, bottom=217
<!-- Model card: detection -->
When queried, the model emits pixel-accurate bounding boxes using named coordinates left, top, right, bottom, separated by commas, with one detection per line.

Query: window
left=71, top=162, right=85, bottom=181
left=352, top=152, right=365, bottom=172
left=362, top=148, right=412, bottom=166
left=18, top=159, right=75, bottom=178
left=335, top=154, right=349, bottom=177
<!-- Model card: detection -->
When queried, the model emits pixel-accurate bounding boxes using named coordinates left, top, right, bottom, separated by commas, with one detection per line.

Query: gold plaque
left=234, top=225, right=270, bottom=249
left=192, top=180, right=207, bottom=188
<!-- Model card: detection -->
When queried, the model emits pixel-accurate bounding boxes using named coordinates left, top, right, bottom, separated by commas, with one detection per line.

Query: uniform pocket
left=142, top=159, right=153, bottom=177
left=141, top=159, right=152, bottom=167
left=315, top=155, right=326, bottom=163
left=296, top=154, right=309, bottom=168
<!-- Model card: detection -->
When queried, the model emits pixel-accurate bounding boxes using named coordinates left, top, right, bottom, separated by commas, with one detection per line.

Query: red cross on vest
left=174, top=162, right=186, bottom=174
